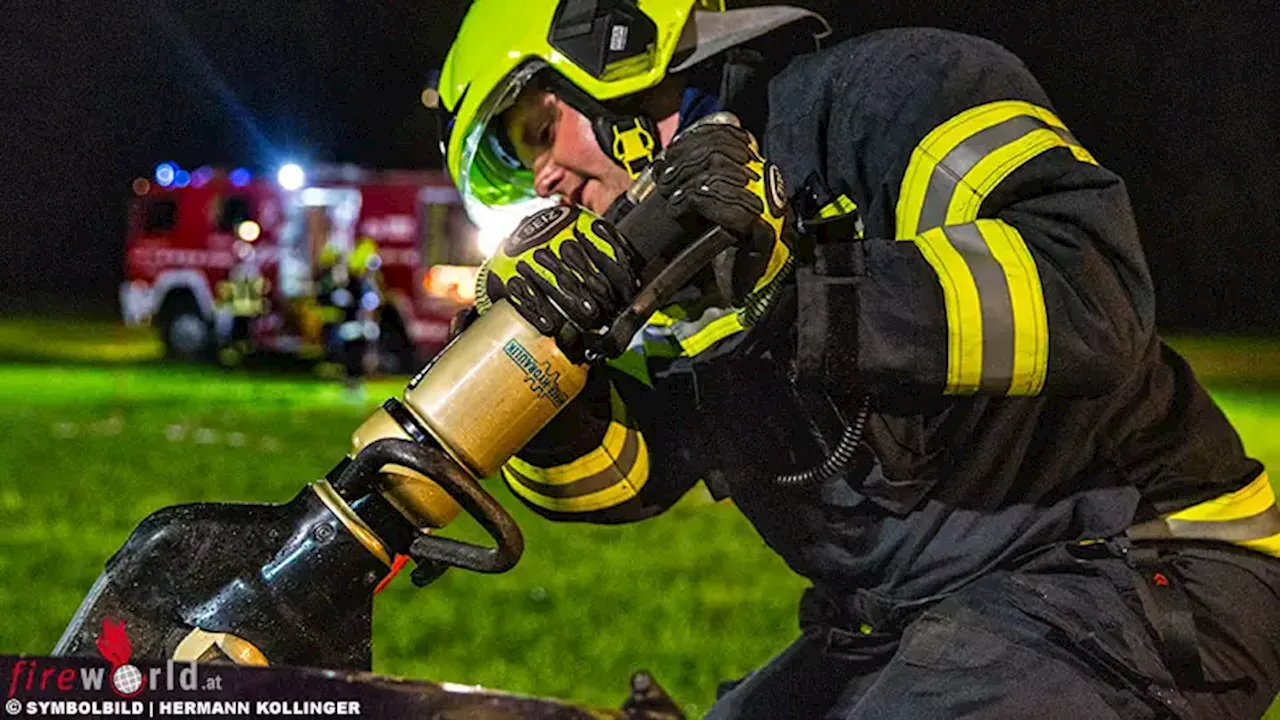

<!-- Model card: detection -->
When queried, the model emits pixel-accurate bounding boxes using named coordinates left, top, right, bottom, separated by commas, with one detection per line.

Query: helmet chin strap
left=592, top=114, right=663, bottom=180
left=535, top=69, right=665, bottom=182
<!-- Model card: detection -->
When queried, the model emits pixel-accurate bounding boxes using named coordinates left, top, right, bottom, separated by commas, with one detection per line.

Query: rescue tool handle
left=336, top=438, right=524, bottom=575
left=595, top=226, right=736, bottom=361
left=590, top=111, right=744, bottom=360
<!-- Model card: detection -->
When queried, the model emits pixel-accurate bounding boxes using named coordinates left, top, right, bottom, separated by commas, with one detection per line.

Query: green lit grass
left=0, top=322, right=1278, bottom=716
left=0, top=360, right=801, bottom=716
left=0, top=317, right=163, bottom=364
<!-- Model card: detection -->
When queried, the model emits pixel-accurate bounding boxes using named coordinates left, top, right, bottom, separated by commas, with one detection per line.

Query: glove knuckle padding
left=563, top=243, right=614, bottom=312
left=658, top=155, right=756, bottom=193
left=525, top=251, right=598, bottom=326
left=477, top=203, right=643, bottom=356
left=505, top=275, right=560, bottom=335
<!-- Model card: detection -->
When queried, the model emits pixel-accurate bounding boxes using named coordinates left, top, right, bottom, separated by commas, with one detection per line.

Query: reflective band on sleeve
left=678, top=311, right=745, bottom=356
left=1127, top=473, right=1280, bottom=558
left=911, top=220, right=1047, bottom=394
left=894, top=100, right=1084, bottom=394
left=896, top=100, right=1098, bottom=238
left=1166, top=472, right=1276, bottom=523
left=819, top=194, right=858, bottom=219
left=502, top=385, right=650, bottom=513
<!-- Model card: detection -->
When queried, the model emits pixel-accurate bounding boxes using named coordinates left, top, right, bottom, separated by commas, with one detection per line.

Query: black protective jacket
left=500, top=28, right=1268, bottom=611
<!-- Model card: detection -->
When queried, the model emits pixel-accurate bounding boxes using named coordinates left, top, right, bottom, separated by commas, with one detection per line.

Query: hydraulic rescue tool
left=51, top=116, right=744, bottom=714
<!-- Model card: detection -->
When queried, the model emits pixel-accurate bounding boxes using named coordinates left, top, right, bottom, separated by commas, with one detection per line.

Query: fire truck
left=121, top=162, right=531, bottom=371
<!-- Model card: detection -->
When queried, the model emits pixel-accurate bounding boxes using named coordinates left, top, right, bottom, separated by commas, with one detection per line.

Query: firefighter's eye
left=533, top=115, right=556, bottom=149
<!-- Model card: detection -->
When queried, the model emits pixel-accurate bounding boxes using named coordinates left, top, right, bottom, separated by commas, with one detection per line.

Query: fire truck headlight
left=277, top=163, right=305, bottom=191
left=236, top=220, right=262, bottom=242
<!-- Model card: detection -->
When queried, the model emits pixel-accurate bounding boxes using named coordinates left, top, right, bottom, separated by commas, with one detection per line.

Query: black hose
left=774, top=394, right=871, bottom=488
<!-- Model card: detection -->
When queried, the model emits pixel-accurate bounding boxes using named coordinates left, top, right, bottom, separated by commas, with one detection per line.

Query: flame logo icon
left=96, top=618, right=144, bottom=698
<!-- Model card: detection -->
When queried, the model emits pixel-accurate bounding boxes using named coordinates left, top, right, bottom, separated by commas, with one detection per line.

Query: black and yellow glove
left=651, top=123, right=796, bottom=305
left=475, top=204, right=642, bottom=362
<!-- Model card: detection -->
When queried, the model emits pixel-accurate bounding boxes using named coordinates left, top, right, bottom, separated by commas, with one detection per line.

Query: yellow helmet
left=349, top=237, right=381, bottom=276
left=434, top=0, right=826, bottom=216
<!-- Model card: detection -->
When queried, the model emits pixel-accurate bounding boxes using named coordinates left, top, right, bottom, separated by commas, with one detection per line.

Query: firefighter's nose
left=533, top=160, right=566, bottom=199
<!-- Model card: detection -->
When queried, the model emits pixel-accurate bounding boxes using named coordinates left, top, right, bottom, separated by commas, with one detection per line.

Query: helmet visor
left=453, top=60, right=552, bottom=214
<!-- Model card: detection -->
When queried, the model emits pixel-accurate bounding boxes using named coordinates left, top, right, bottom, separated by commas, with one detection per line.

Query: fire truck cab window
left=144, top=199, right=178, bottom=232
left=217, top=196, right=254, bottom=233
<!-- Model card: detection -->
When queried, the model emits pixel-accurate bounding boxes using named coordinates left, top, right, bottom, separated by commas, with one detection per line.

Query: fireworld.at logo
left=6, top=618, right=219, bottom=699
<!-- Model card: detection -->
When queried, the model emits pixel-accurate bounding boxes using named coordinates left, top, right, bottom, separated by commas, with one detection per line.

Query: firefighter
left=436, top=2, right=1280, bottom=717
left=215, top=241, right=270, bottom=366
left=338, top=237, right=384, bottom=388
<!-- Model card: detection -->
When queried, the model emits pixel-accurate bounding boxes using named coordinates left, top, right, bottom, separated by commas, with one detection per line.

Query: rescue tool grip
left=591, top=111, right=745, bottom=359
left=593, top=226, right=737, bottom=362
left=338, top=438, right=524, bottom=575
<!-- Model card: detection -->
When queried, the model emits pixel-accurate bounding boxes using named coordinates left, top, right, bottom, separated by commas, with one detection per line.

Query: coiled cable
left=774, top=394, right=872, bottom=488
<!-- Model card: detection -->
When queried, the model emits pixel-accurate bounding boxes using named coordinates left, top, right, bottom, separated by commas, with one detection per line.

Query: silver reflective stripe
left=918, top=115, right=1051, bottom=232
left=943, top=224, right=1014, bottom=393
left=1128, top=504, right=1280, bottom=543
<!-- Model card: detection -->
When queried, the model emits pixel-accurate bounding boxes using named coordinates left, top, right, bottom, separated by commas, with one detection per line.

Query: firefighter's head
left=434, top=0, right=827, bottom=217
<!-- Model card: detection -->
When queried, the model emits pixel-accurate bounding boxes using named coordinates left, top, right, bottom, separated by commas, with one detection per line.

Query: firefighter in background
left=215, top=241, right=270, bottom=366
left=339, top=236, right=384, bottom=387
left=313, top=241, right=350, bottom=369
left=294, top=207, right=340, bottom=356
left=436, top=1, right=1280, bottom=717
left=314, top=238, right=383, bottom=388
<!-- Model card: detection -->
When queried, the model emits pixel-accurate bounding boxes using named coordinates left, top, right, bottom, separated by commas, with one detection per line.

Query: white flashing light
left=476, top=226, right=507, bottom=257
left=155, top=163, right=177, bottom=187
left=469, top=197, right=559, bottom=258
left=277, top=163, right=305, bottom=191
left=236, top=220, right=262, bottom=242
left=299, top=187, right=332, bottom=206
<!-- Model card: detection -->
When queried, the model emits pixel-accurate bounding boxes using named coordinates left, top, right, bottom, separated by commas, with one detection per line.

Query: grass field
left=1, top=319, right=1278, bottom=716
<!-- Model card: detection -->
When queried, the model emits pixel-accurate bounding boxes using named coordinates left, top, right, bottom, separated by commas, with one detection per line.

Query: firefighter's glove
left=475, top=204, right=642, bottom=363
left=652, top=124, right=796, bottom=305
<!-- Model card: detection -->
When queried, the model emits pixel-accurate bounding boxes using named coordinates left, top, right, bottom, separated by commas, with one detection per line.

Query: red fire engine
left=121, top=162, right=527, bottom=371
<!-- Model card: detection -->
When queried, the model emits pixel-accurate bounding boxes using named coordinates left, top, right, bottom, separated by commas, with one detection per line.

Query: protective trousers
left=705, top=541, right=1280, bottom=719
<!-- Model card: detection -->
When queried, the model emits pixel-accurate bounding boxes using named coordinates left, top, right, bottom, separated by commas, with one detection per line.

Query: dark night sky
left=3, top=1, right=1278, bottom=332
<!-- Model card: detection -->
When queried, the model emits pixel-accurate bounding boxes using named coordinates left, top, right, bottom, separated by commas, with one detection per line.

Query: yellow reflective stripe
left=979, top=221, right=1049, bottom=395
left=679, top=312, right=745, bottom=356
left=946, top=128, right=1075, bottom=225
left=1167, top=472, right=1275, bottom=523
left=819, top=194, right=858, bottom=219
left=502, top=436, right=650, bottom=513
left=506, top=385, right=630, bottom=485
left=913, top=227, right=984, bottom=393
left=648, top=309, right=679, bottom=326
left=895, top=100, right=1089, bottom=393
left=1022, top=104, right=1097, bottom=164
left=1240, top=532, right=1280, bottom=557
left=506, top=420, right=630, bottom=486
left=502, top=385, right=651, bottom=513
left=899, top=101, right=1041, bottom=237
left=897, top=99, right=1097, bottom=237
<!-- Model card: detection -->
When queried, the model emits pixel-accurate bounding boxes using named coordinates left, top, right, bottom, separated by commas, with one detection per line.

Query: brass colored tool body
left=352, top=300, right=588, bottom=532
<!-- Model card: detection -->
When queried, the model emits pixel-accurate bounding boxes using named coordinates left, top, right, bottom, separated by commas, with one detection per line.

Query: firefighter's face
left=502, top=87, right=681, bottom=215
